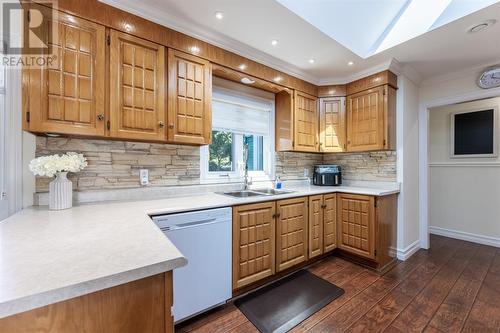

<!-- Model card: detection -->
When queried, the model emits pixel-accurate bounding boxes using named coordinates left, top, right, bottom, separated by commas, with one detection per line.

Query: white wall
left=429, top=97, right=500, bottom=244
left=419, top=62, right=500, bottom=248
left=396, top=75, right=421, bottom=258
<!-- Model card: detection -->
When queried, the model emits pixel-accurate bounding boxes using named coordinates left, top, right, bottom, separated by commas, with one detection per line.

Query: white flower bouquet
left=29, top=152, right=87, bottom=210
left=29, top=152, right=87, bottom=177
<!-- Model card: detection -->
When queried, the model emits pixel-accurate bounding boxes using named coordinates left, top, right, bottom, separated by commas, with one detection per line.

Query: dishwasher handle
left=158, top=217, right=219, bottom=232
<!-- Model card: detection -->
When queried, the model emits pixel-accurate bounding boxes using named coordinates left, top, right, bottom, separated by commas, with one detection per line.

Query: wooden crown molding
left=33, top=0, right=317, bottom=96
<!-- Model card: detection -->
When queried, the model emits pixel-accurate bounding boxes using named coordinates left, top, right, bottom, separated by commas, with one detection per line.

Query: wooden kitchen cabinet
left=346, top=71, right=397, bottom=152
left=323, top=193, right=338, bottom=252
left=337, top=194, right=376, bottom=259
left=23, top=6, right=106, bottom=137
left=308, top=194, right=337, bottom=259
left=308, top=195, right=324, bottom=258
left=337, top=193, right=397, bottom=271
left=109, top=30, right=166, bottom=141
left=276, top=197, right=308, bottom=272
left=275, top=90, right=319, bottom=152
left=294, top=91, right=319, bottom=152
left=167, top=49, right=212, bottom=145
left=319, top=97, right=346, bottom=152
left=232, top=197, right=308, bottom=290
left=0, top=272, right=174, bottom=333
left=275, top=90, right=294, bottom=151
left=232, top=202, right=276, bottom=290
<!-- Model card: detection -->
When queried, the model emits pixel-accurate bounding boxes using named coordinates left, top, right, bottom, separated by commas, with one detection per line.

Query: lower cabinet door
left=323, top=193, right=337, bottom=252
left=232, top=202, right=276, bottom=290
left=337, top=194, right=376, bottom=259
left=308, top=195, right=324, bottom=259
left=276, top=197, right=308, bottom=272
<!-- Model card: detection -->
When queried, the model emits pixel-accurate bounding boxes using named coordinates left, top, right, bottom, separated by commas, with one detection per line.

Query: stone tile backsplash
left=275, top=151, right=323, bottom=180
left=34, top=136, right=396, bottom=192
left=323, top=151, right=397, bottom=182
left=35, top=137, right=201, bottom=192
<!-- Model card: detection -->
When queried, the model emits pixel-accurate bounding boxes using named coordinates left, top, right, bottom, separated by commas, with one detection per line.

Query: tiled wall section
left=275, top=152, right=323, bottom=180
left=323, top=151, right=397, bottom=182
left=34, top=137, right=396, bottom=192
left=35, top=137, right=201, bottom=192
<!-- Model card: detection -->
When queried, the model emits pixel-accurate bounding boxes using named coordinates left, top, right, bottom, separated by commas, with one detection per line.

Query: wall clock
left=478, top=66, right=500, bottom=89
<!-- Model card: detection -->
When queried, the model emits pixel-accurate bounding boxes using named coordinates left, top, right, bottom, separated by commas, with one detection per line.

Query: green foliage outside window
left=209, top=131, right=233, bottom=171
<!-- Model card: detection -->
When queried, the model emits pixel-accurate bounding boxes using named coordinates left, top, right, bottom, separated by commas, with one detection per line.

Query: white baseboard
left=429, top=226, right=500, bottom=247
left=429, top=226, right=500, bottom=248
left=394, top=240, right=421, bottom=261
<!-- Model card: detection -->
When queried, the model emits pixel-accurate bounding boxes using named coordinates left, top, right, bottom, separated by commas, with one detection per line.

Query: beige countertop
left=0, top=182, right=399, bottom=319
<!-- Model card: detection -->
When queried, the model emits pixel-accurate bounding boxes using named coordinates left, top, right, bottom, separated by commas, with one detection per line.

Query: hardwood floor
left=176, top=235, right=500, bottom=333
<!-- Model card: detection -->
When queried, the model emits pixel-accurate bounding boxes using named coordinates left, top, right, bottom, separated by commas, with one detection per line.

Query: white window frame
left=0, top=39, right=24, bottom=221
left=200, top=87, right=275, bottom=184
left=0, top=62, right=7, bottom=220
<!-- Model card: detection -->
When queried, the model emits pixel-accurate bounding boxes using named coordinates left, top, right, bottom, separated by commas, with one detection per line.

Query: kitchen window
left=200, top=85, right=274, bottom=183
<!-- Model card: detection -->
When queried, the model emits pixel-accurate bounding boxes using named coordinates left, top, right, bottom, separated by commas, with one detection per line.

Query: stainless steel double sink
left=219, top=188, right=294, bottom=198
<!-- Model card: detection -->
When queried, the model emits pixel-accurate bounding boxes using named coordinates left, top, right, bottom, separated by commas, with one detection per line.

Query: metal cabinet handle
left=97, top=114, right=104, bottom=121
left=159, top=121, right=164, bottom=128
left=168, top=123, right=174, bottom=129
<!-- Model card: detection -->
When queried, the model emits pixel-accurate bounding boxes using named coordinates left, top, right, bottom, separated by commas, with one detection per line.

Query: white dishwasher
left=152, top=207, right=232, bottom=323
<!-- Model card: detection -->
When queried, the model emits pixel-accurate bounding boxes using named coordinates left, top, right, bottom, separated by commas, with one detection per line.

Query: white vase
left=49, top=172, right=73, bottom=210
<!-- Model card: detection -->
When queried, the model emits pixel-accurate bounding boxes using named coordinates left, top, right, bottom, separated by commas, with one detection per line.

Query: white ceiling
left=100, top=0, right=500, bottom=85
left=276, top=0, right=498, bottom=58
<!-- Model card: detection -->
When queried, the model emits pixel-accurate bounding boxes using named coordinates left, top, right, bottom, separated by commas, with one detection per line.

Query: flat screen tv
left=451, top=108, right=497, bottom=157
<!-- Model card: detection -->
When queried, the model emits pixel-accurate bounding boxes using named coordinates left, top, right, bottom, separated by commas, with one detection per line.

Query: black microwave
left=313, top=165, right=342, bottom=186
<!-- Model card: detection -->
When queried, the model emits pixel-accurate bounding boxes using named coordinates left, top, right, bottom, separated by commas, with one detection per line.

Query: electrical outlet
left=139, top=169, right=149, bottom=186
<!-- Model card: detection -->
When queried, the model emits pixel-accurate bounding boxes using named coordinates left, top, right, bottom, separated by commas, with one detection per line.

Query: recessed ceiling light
left=215, top=11, right=224, bottom=20
left=239, top=64, right=247, bottom=70
left=271, top=39, right=278, bottom=46
left=241, top=77, right=255, bottom=85
left=189, top=46, right=200, bottom=54
left=308, top=59, right=315, bottom=64
left=348, top=61, right=354, bottom=66
left=467, top=19, right=496, bottom=33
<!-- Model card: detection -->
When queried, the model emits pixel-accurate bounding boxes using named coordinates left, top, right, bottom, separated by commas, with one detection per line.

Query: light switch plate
left=139, top=169, right=149, bottom=186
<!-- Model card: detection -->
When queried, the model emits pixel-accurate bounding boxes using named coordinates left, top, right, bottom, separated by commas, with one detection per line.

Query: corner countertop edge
left=0, top=256, right=187, bottom=319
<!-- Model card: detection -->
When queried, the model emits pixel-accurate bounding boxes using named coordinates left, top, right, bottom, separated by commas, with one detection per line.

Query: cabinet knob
left=168, top=123, right=174, bottom=129
left=158, top=121, right=164, bottom=128
left=97, top=114, right=104, bottom=121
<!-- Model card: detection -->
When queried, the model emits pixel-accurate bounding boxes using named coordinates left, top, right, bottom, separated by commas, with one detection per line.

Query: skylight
left=375, top=0, right=453, bottom=54
left=275, top=0, right=500, bottom=58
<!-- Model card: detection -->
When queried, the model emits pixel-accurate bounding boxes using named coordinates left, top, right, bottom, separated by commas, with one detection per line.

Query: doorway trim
left=418, top=87, right=500, bottom=249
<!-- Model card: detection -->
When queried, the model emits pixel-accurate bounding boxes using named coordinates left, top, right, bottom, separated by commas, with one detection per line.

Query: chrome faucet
left=243, top=144, right=252, bottom=190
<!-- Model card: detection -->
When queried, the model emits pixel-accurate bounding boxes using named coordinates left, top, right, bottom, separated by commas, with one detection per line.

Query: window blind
left=212, top=88, right=272, bottom=136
